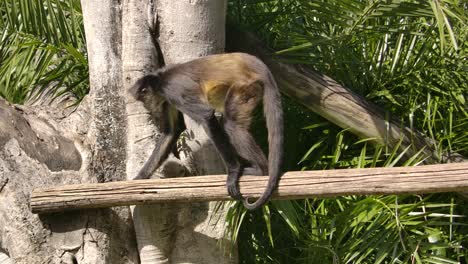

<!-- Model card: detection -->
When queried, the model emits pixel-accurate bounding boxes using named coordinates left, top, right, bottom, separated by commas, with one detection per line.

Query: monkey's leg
left=134, top=105, right=185, bottom=180
left=224, top=82, right=267, bottom=176
left=223, top=120, right=268, bottom=176
left=202, top=113, right=243, bottom=199
left=175, top=101, right=243, bottom=199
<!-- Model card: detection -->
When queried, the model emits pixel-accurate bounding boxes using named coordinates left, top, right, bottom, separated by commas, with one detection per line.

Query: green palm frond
left=0, top=0, right=87, bottom=104
left=227, top=1, right=467, bottom=263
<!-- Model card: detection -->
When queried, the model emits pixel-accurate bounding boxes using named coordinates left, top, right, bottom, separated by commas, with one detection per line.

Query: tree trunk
left=122, top=0, right=236, bottom=263
left=80, top=0, right=139, bottom=262
left=122, top=1, right=181, bottom=263
left=0, top=1, right=140, bottom=263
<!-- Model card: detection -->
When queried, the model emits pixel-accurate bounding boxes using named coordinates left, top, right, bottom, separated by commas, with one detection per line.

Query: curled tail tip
left=242, top=199, right=260, bottom=211
left=242, top=197, right=267, bottom=211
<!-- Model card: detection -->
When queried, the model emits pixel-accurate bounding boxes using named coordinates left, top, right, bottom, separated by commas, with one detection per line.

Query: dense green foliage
left=1, top=0, right=466, bottom=263
left=0, top=0, right=87, bottom=104
left=227, top=1, right=467, bottom=263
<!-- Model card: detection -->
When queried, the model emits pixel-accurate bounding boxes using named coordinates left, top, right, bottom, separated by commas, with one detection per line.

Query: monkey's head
left=130, top=73, right=163, bottom=112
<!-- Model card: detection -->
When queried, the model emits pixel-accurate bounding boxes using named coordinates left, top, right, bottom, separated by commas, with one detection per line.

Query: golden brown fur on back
left=179, top=53, right=263, bottom=113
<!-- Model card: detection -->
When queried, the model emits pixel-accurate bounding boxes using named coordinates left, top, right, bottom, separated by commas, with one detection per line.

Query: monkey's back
left=181, top=53, right=265, bottom=112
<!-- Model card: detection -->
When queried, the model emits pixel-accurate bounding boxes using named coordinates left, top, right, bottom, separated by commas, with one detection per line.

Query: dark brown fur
left=130, top=53, right=283, bottom=210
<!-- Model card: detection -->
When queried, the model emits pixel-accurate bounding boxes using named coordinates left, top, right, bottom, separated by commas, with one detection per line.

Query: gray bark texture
left=0, top=98, right=91, bottom=263
left=0, top=0, right=139, bottom=263
left=80, top=0, right=139, bottom=262
left=0, top=96, right=137, bottom=263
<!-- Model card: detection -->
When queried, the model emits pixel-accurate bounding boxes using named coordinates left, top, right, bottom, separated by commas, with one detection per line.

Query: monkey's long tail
left=242, top=70, right=284, bottom=210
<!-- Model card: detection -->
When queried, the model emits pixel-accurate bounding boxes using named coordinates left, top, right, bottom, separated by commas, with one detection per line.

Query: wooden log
left=30, top=163, right=468, bottom=213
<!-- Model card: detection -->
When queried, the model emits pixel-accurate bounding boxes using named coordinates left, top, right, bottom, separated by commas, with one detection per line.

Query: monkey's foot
left=227, top=180, right=242, bottom=200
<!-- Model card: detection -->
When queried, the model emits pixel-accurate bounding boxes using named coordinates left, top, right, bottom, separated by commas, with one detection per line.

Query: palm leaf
left=0, top=0, right=87, bottom=104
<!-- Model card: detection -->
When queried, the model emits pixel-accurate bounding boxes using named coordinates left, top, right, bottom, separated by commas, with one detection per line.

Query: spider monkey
left=130, top=52, right=283, bottom=210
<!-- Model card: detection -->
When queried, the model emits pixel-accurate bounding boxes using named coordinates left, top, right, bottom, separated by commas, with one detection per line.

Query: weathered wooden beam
left=30, top=163, right=468, bottom=213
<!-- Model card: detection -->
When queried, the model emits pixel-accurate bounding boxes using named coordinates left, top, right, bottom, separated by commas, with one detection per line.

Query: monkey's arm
left=134, top=102, right=185, bottom=180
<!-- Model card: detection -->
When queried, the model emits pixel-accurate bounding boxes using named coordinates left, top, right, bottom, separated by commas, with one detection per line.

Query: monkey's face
left=134, top=86, right=151, bottom=101
left=131, top=84, right=164, bottom=113
left=129, top=73, right=162, bottom=100
left=129, top=83, right=152, bottom=101
left=138, top=88, right=163, bottom=112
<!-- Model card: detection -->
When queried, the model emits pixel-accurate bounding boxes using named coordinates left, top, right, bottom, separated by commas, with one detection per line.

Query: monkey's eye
left=141, top=87, right=148, bottom=93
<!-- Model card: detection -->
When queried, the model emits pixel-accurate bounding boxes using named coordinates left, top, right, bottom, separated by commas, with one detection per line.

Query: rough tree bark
left=0, top=98, right=92, bottom=263
left=0, top=1, right=139, bottom=263
left=0, top=100, right=137, bottom=263
left=80, top=0, right=139, bottom=262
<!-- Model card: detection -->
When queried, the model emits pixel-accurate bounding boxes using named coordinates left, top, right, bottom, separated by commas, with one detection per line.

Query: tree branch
left=31, top=162, right=468, bottom=213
